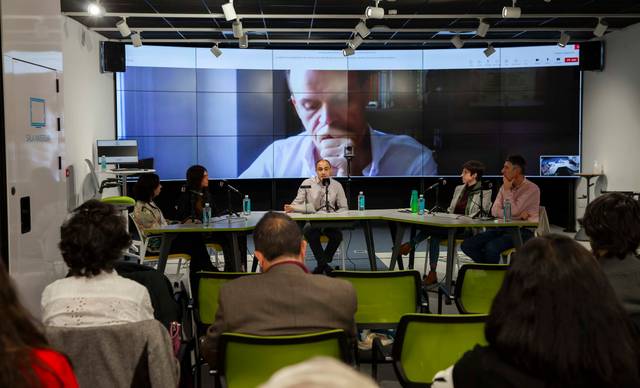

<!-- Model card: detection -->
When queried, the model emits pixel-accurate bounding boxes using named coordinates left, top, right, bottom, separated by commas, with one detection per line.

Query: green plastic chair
left=218, top=329, right=349, bottom=388
left=329, top=270, right=422, bottom=379
left=100, top=195, right=135, bottom=208
left=438, top=263, right=508, bottom=314
left=191, top=271, right=254, bottom=388
left=392, top=313, right=488, bottom=386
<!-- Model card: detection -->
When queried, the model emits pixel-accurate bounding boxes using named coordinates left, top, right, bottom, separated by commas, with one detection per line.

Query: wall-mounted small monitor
left=96, top=139, right=138, bottom=164
left=540, top=155, right=580, bottom=176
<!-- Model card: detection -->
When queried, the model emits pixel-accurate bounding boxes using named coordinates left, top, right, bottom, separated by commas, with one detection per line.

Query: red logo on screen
left=565, top=57, right=578, bottom=63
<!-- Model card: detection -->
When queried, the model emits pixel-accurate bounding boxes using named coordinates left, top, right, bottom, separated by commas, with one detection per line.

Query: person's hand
left=519, top=211, right=530, bottom=220
left=284, top=204, right=294, bottom=213
left=318, top=138, right=350, bottom=176
left=502, top=176, right=513, bottom=191
left=183, top=218, right=202, bottom=224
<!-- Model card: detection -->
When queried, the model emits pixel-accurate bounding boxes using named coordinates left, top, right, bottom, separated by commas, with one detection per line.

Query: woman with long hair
left=1, top=261, right=79, bottom=387
left=133, top=173, right=216, bottom=274
left=433, top=234, right=640, bottom=388
left=175, top=165, right=247, bottom=271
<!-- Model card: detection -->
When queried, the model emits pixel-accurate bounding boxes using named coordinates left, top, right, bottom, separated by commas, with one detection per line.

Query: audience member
left=201, top=212, right=357, bottom=367
left=259, top=357, right=378, bottom=388
left=433, top=234, right=640, bottom=388
left=42, top=200, right=154, bottom=327
left=581, top=192, right=640, bottom=317
left=0, top=261, right=79, bottom=387
left=285, top=159, right=348, bottom=274
left=461, top=155, right=539, bottom=263
left=133, top=173, right=216, bottom=274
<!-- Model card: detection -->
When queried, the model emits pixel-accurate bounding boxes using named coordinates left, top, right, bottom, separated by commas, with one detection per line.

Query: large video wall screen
left=116, top=46, right=582, bottom=179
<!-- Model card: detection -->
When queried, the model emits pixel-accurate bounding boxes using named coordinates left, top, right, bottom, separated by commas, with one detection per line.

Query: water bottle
left=202, top=202, right=211, bottom=225
left=100, top=155, right=107, bottom=172
left=410, top=190, right=419, bottom=213
left=503, top=199, right=512, bottom=222
left=243, top=195, right=251, bottom=215
left=418, top=194, right=425, bottom=215
left=358, top=191, right=365, bottom=211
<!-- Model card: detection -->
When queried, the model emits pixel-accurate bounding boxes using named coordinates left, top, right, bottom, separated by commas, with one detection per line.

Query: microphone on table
left=219, top=180, right=242, bottom=195
left=425, top=178, right=447, bottom=192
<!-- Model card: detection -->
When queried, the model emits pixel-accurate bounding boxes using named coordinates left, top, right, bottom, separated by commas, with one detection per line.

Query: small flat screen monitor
left=97, top=139, right=139, bottom=164
left=540, top=155, right=580, bottom=176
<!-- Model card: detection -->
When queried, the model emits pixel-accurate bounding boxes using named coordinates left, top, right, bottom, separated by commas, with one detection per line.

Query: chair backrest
left=219, top=329, right=349, bottom=388
left=194, top=271, right=255, bottom=327
left=46, top=319, right=179, bottom=388
left=536, top=205, right=551, bottom=236
left=329, top=270, right=421, bottom=327
left=455, top=264, right=508, bottom=314
left=392, top=314, right=488, bottom=386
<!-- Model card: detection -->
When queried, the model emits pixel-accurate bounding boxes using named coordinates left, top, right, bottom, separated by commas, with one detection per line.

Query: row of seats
left=191, top=265, right=506, bottom=386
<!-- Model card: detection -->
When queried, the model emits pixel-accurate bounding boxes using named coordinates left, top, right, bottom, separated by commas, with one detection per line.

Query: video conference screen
left=116, top=45, right=582, bottom=180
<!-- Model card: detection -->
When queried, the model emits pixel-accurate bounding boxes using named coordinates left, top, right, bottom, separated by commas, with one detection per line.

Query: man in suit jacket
left=200, top=211, right=357, bottom=367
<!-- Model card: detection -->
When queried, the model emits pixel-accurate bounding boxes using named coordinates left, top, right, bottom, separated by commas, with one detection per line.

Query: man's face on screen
left=289, top=70, right=369, bottom=162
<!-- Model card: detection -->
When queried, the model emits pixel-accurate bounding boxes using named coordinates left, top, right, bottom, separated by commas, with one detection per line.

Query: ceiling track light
left=232, top=19, right=243, bottom=38
left=342, top=46, right=355, bottom=56
left=558, top=31, right=570, bottom=47
left=222, top=1, right=237, bottom=22
left=348, top=35, right=364, bottom=49
left=131, top=31, right=142, bottom=47
left=239, top=34, right=248, bottom=48
left=211, top=44, right=222, bottom=57
left=116, top=17, right=131, bottom=37
left=450, top=35, right=464, bottom=49
left=484, top=43, right=496, bottom=57
left=594, top=18, right=608, bottom=37
left=365, top=0, right=384, bottom=20
left=355, top=20, right=371, bottom=38
left=87, top=1, right=105, bottom=17
left=477, top=19, right=490, bottom=38
left=502, top=0, right=521, bottom=19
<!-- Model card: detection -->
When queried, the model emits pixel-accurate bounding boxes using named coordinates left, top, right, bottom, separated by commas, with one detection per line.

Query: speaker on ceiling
left=100, top=41, right=126, bottom=73
left=579, top=41, right=604, bottom=71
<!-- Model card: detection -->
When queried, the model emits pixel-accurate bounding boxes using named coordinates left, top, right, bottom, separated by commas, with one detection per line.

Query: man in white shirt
left=285, top=159, right=348, bottom=274
left=240, top=69, right=437, bottom=178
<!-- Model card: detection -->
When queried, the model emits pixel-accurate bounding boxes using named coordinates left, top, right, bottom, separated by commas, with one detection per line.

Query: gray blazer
left=201, top=262, right=357, bottom=367
left=46, top=319, right=179, bottom=388
left=447, top=183, right=492, bottom=218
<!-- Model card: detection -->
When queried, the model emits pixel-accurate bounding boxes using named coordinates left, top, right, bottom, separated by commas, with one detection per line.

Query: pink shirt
left=491, top=178, right=540, bottom=222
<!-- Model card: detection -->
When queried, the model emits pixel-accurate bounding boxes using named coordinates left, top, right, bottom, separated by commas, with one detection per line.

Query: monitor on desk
left=97, top=139, right=139, bottom=164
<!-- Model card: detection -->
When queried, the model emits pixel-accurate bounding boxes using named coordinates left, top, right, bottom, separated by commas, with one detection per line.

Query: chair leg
left=340, top=239, right=346, bottom=270
left=251, top=255, right=259, bottom=272
left=176, top=258, right=182, bottom=275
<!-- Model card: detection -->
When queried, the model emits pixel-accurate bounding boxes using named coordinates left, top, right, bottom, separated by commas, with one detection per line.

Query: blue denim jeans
left=460, top=229, right=534, bottom=264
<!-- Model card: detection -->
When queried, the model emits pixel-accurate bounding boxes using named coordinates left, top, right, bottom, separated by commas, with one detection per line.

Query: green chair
left=329, top=270, right=422, bottom=379
left=191, top=271, right=254, bottom=388
left=392, top=313, right=488, bottom=386
left=218, top=329, right=349, bottom=388
left=100, top=195, right=135, bottom=208
left=438, top=263, right=508, bottom=314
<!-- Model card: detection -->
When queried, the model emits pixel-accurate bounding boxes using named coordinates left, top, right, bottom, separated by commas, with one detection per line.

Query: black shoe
left=312, top=265, right=325, bottom=275
left=323, top=265, right=334, bottom=275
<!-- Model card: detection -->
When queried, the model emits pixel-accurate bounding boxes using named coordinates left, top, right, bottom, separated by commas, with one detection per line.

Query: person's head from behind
left=259, top=357, right=379, bottom=388
left=133, top=173, right=161, bottom=203
left=0, top=261, right=50, bottom=387
left=487, top=234, right=640, bottom=386
left=186, top=165, right=208, bottom=191
left=501, top=154, right=526, bottom=181
left=581, top=192, right=640, bottom=260
left=287, top=70, right=370, bottom=159
left=316, top=159, right=332, bottom=180
left=461, top=160, right=484, bottom=186
left=59, top=199, right=132, bottom=277
left=253, top=212, right=306, bottom=271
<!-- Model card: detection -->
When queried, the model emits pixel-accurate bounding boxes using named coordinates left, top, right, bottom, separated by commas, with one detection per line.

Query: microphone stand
left=223, top=187, right=244, bottom=222
left=325, top=184, right=330, bottom=213
left=345, top=156, right=353, bottom=209
left=430, top=185, right=447, bottom=213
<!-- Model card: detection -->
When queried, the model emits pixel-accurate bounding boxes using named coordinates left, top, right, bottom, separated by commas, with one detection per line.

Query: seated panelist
left=285, top=159, right=348, bottom=275
left=175, top=165, right=247, bottom=271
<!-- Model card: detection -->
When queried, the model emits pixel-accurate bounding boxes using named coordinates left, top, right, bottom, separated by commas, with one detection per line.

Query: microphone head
left=219, top=180, right=226, bottom=187
left=440, top=179, right=447, bottom=186
left=482, top=180, right=493, bottom=189
left=322, top=178, right=330, bottom=187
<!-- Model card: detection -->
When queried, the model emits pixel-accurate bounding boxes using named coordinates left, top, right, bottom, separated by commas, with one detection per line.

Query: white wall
left=578, top=22, right=640, bottom=221
left=62, top=17, right=116, bottom=205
